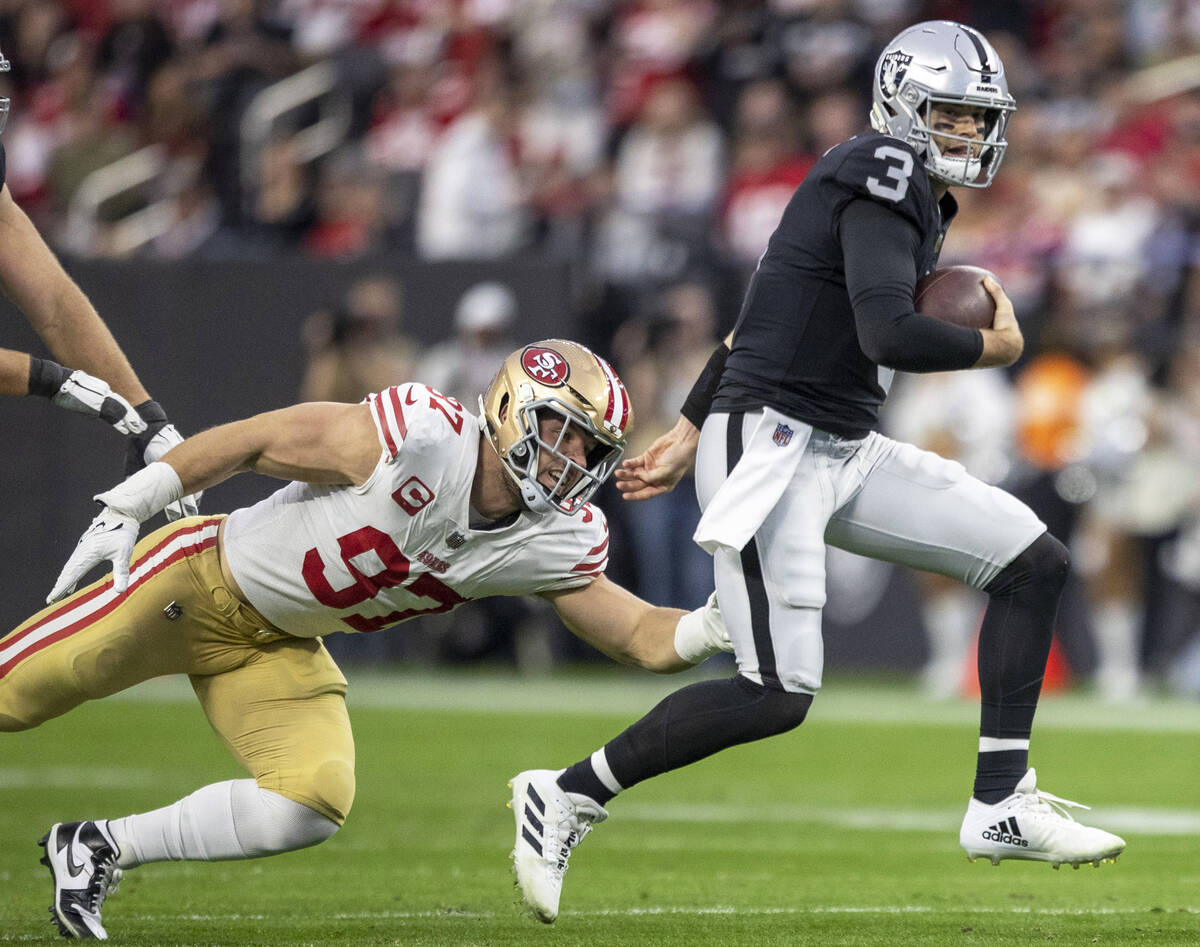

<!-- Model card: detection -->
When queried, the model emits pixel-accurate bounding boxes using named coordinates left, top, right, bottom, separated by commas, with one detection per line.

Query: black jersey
left=714, top=132, right=968, bottom=438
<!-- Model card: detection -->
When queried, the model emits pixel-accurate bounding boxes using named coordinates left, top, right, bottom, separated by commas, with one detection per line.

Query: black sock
left=557, top=676, right=812, bottom=803
left=973, top=748, right=1030, bottom=803
left=558, top=756, right=616, bottom=805
left=973, top=532, right=1068, bottom=802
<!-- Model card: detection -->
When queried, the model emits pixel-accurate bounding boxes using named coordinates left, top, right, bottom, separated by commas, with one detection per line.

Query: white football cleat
left=39, top=821, right=124, bottom=939
left=508, top=769, right=607, bottom=923
left=960, top=768, right=1125, bottom=868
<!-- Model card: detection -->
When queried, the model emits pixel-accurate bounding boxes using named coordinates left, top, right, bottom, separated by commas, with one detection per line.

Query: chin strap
left=519, top=477, right=552, bottom=516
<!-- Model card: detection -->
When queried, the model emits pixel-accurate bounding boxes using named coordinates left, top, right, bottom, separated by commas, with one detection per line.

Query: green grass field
left=3, top=667, right=1198, bottom=945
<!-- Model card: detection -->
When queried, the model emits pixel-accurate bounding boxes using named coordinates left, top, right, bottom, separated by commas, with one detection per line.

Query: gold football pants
left=0, top=516, right=355, bottom=824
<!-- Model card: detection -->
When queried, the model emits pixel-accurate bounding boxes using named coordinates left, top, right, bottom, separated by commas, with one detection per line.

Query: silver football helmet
left=869, top=21, right=1015, bottom=188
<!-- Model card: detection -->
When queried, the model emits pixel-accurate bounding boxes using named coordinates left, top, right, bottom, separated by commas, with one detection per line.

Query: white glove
left=140, top=424, right=202, bottom=519
left=52, top=370, right=148, bottom=436
left=673, top=591, right=733, bottom=665
left=47, top=507, right=141, bottom=603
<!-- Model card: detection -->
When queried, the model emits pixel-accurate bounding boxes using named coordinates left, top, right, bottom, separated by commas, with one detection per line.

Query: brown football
left=914, top=265, right=997, bottom=329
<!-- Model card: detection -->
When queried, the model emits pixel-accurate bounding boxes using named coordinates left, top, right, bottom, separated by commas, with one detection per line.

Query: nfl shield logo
left=772, top=423, right=794, bottom=447
left=446, top=531, right=467, bottom=549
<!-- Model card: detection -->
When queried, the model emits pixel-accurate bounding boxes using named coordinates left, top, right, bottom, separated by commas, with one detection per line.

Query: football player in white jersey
left=0, top=339, right=730, bottom=940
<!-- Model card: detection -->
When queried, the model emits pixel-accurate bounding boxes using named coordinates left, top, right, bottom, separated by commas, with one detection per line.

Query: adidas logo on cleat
left=981, top=817, right=1028, bottom=847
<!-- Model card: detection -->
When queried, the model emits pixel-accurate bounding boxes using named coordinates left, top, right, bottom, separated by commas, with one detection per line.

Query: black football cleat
left=39, top=821, right=123, bottom=939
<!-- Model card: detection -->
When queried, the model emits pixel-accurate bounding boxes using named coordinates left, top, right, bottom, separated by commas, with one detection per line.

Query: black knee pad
left=984, top=531, right=1069, bottom=598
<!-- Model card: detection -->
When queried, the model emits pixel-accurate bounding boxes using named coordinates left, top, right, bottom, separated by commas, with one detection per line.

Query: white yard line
left=105, top=670, right=1200, bottom=733
left=119, top=905, right=1200, bottom=922
left=0, top=765, right=170, bottom=788
left=616, top=803, right=1200, bottom=836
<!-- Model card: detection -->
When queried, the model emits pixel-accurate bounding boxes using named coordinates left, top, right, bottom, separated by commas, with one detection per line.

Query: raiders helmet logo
left=879, top=51, right=913, bottom=97
left=521, top=346, right=570, bottom=387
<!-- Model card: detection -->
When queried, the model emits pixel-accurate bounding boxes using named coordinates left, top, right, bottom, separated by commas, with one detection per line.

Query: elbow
left=859, top=335, right=902, bottom=368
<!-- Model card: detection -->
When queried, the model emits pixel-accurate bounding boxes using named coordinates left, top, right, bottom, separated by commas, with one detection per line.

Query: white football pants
left=694, top=410, right=1046, bottom=694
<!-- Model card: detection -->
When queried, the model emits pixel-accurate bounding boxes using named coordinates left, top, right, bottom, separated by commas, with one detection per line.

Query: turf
left=2, top=668, right=1198, bottom=945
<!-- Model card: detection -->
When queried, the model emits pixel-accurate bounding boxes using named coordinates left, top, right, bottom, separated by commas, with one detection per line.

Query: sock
left=558, top=675, right=812, bottom=802
left=106, top=779, right=338, bottom=868
left=559, top=749, right=623, bottom=805
left=973, top=532, right=1068, bottom=803
left=974, top=739, right=1030, bottom=802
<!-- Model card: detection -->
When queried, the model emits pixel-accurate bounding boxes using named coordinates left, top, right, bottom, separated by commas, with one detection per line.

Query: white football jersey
left=222, top=384, right=610, bottom=638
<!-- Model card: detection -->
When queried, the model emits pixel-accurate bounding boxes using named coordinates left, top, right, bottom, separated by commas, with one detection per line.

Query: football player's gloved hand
left=47, top=367, right=148, bottom=436
left=126, top=400, right=202, bottom=519
left=47, top=507, right=140, bottom=603
left=674, top=591, right=733, bottom=665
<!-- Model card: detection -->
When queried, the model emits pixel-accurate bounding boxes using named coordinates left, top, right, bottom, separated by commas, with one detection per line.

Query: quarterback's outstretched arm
left=615, top=331, right=733, bottom=502
left=541, top=576, right=728, bottom=673
left=47, top=402, right=381, bottom=601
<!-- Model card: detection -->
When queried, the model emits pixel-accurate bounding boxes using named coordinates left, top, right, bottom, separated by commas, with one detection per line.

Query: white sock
left=107, top=779, right=338, bottom=869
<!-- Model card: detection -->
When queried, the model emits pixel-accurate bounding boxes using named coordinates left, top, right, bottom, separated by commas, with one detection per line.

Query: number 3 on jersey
left=866, top=144, right=914, bottom=202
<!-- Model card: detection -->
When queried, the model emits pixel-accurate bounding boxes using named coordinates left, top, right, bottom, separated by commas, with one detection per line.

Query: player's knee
left=736, top=675, right=813, bottom=735
left=0, top=692, right=40, bottom=732
left=232, top=782, right=341, bottom=855
left=985, top=532, right=1069, bottom=599
left=761, top=689, right=814, bottom=735
left=285, top=758, right=357, bottom=827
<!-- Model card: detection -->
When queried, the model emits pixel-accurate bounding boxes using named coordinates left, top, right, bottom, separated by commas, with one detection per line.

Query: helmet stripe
left=593, top=354, right=629, bottom=431
left=961, top=25, right=993, bottom=78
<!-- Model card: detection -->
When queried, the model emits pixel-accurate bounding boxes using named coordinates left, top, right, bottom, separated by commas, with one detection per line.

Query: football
left=913, top=265, right=997, bottom=329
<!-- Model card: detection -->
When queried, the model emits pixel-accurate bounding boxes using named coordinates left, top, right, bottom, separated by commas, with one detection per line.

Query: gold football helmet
left=479, top=340, right=633, bottom=515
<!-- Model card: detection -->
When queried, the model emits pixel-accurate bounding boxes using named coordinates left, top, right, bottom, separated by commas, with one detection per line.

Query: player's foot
left=960, top=768, right=1125, bottom=868
left=39, top=821, right=123, bottom=939
left=508, top=769, right=607, bottom=923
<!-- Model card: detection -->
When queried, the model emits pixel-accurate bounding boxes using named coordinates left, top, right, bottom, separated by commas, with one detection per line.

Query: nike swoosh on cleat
left=64, top=826, right=89, bottom=878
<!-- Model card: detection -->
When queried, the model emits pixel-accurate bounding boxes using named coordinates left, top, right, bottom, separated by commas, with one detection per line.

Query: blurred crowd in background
left=4, top=0, right=1200, bottom=699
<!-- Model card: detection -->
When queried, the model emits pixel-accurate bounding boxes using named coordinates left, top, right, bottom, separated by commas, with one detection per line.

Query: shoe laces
left=548, top=806, right=596, bottom=877
left=1018, top=786, right=1091, bottom=822
left=85, top=851, right=122, bottom=913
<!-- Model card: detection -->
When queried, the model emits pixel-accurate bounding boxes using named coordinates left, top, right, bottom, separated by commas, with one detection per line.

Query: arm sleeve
left=840, top=199, right=983, bottom=372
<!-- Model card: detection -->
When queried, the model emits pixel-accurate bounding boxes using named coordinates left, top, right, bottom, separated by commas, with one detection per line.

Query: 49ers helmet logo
left=521, top=346, right=569, bottom=386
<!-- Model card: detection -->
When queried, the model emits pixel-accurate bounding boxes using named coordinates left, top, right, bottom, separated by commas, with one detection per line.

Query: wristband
left=95, top=461, right=185, bottom=523
left=28, top=357, right=71, bottom=399
left=134, top=399, right=169, bottom=429
left=680, top=344, right=730, bottom=428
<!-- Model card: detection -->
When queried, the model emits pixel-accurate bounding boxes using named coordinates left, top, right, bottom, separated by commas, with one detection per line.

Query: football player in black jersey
left=0, top=46, right=198, bottom=517
left=511, top=21, right=1124, bottom=925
